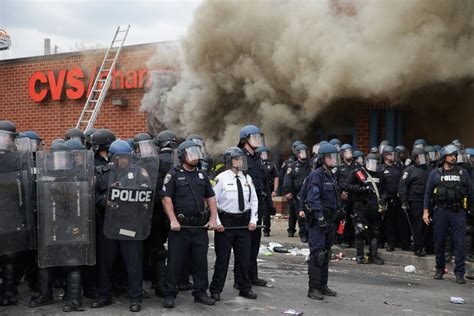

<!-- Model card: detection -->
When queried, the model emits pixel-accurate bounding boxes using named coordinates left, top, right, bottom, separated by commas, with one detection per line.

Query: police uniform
left=261, top=159, right=278, bottom=234
left=346, top=166, right=385, bottom=263
left=242, top=147, right=270, bottom=284
left=337, top=160, right=357, bottom=247
left=147, top=147, right=173, bottom=296
left=424, top=166, right=473, bottom=278
left=210, top=170, right=258, bottom=296
left=398, top=164, right=432, bottom=255
left=283, top=159, right=311, bottom=238
left=94, top=163, right=150, bottom=306
left=277, top=156, right=295, bottom=196
left=303, top=166, right=338, bottom=294
left=160, top=166, right=215, bottom=298
left=380, top=163, right=409, bottom=250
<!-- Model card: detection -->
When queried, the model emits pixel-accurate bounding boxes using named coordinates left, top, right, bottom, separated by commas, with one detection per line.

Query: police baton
left=179, top=225, right=266, bottom=230
left=402, top=205, right=415, bottom=242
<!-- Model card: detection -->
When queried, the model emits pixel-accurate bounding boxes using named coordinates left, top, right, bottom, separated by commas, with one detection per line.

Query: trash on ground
left=268, top=242, right=284, bottom=251
left=450, top=296, right=465, bottom=304
left=259, top=246, right=273, bottom=256
left=281, top=308, right=304, bottom=315
left=404, top=265, right=416, bottom=273
left=384, top=301, right=401, bottom=307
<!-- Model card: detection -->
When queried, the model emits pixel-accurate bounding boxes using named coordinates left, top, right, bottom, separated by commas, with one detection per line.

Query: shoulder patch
left=198, top=172, right=204, bottom=179
left=402, top=172, right=408, bottom=180
left=287, top=167, right=292, bottom=175
left=163, top=173, right=172, bottom=185
left=141, top=169, right=149, bottom=177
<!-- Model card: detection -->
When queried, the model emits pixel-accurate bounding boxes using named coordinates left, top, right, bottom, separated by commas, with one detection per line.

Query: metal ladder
left=76, top=25, right=130, bottom=133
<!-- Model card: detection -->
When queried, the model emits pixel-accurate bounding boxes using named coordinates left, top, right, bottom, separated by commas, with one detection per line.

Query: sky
left=0, top=0, right=201, bottom=60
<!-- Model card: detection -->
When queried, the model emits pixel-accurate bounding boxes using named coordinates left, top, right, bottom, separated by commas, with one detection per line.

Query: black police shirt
left=160, top=166, right=215, bottom=216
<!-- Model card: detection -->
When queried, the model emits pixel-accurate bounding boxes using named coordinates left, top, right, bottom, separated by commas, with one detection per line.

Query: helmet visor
left=137, top=140, right=158, bottom=158
left=15, top=137, right=32, bottom=153
left=228, top=155, right=248, bottom=171
left=343, top=149, right=353, bottom=160
left=185, top=146, right=204, bottom=162
left=247, top=133, right=265, bottom=148
left=323, top=153, right=338, bottom=168
left=417, top=154, right=427, bottom=165
left=366, top=159, right=378, bottom=172
left=190, top=138, right=207, bottom=157
left=298, top=149, right=308, bottom=160
left=427, top=151, right=436, bottom=162
left=52, top=151, right=73, bottom=170
left=0, top=130, right=15, bottom=151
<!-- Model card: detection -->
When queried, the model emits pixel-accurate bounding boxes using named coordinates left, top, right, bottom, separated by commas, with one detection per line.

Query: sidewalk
left=261, top=215, right=474, bottom=278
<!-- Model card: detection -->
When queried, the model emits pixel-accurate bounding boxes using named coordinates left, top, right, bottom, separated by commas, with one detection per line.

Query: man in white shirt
left=209, top=147, right=258, bottom=301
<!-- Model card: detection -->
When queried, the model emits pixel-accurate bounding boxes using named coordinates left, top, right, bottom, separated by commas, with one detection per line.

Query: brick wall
left=356, top=109, right=369, bottom=153
left=0, top=43, right=160, bottom=146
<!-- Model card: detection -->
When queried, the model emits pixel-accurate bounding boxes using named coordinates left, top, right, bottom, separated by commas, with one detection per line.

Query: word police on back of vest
left=109, top=188, right=153, bottom=203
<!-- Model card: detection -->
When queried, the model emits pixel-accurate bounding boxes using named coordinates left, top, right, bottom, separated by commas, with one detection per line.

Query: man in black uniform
left=398, top=148, right=432, bottom=257
left=238, top=125, right=270, bottom=287
left=256, top=145, right=279, bottom=237
left=161, top=140, right=219, bottom=308
left=90, top=129, right=116, bottom=167
left=283, top=143, right=312, bottom=242
left=346, top=153, right=386, bottom=264
left=92, top=140, right=152, bottom=312
left=380, top=146, right=409, bottom=251
left=276, top=140, right=302, bottom=196
left=338, top=144, right=357, bottom=247
left=423, top=144, right=473, bottom=284
left=150, top=130, right=178, bottom=296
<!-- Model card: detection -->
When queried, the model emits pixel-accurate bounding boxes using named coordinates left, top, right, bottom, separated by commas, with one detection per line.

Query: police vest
left=433, top=167, right=466, bottom=205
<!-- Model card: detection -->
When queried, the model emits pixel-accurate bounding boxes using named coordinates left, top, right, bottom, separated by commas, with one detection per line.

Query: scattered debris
left=281, top=308, right=304, bottom=315
left=404, top=265, right=416, bottom=273
left=450, top=297, right=465, bottom=304
left=384, top=301, right=401, bottom=307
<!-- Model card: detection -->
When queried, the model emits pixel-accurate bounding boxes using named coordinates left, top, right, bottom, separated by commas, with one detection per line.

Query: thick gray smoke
left=141, top=0, right=474, bottom=154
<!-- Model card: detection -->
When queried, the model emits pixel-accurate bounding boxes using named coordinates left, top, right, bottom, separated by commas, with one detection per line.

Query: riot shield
left=103, top=153, right=157, bottom=240
left=0, top=151, right=35, bottom=255
left=36, top=149, right=95, bottom=268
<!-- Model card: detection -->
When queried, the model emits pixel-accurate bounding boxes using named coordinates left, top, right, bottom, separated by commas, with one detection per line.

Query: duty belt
left=177, top=212, right=210, bottom=226
left=219, top=209, right=251, bottom=223
left=436, top=202, right=463, bottom=212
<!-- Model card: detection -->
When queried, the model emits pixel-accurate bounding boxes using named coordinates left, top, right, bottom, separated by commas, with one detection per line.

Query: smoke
left=141, top=0, right=474, bottom=154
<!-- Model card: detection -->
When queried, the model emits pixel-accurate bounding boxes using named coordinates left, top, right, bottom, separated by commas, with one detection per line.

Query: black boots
left=1, top=263, right=18, bottom=306
left=29, top=268, right=54, bottom=307
left=62, top=269, right=82, bottom=312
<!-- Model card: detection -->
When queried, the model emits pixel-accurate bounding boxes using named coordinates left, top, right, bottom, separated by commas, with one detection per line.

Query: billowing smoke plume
left=141, top=0, right=474, bottom=154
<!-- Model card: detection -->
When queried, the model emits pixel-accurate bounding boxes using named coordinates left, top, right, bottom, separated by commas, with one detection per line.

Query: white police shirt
left=213, top=169, right=258, bottom=225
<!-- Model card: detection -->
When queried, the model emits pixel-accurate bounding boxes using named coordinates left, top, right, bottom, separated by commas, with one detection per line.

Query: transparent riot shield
left=36, top=149, right=95, bottom=267
left=0, top=151, right=35, bottom=255
left=103, top=153, right=157, bottom=240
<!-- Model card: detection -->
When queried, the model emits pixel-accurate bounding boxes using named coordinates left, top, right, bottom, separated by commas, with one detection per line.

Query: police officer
left=346, top=153, right=386, bottom=264
left=338, top=144, right=357, bottom=247
left=424, top=145, right=438, bottom=168
left=84, top=128, right=96, bottom=150
left=210, top=147, right=258, bottom=301
left=423, top=144, right=473, bottom=284
left=353, top=150, right=364, bottom=166
left=161, top=140, right=219, bottom=308
left=90, top=129, right=116, bottom=167
left=277, top=140, right=303, bottom=196
left=92, top=140, right=149, bottom=312
left=395, top=145, right=411, bottom=167
left=256, top=146, right=279, bottom=237
left=301, top=143, right=339, bottom=300
left=151, top=130, right=178, bottom=297
left=398, top=148, right=432, bottom=257
left=380, top=146, right=409, bottom=251
left=284, top=144, right=312, bottom=242
left=238, top=125, right=270, bottom=287
left=64, top=128, right=86, bottom=145
left=31, top=139, right=92, bottom=312
left=413, top=139, right=427, bottom=150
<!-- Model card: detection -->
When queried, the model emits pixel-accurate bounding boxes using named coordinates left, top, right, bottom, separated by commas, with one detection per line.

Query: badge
left=141, top=169, right=149, bottom=177
left=198, top=173, right=204, bottom=179
left=162, top=185, right=166, bottom=192
left=128, top=172, right=134, bottom=179
left=164, top=174, right=172, bottom=185
left=384, top=170, right=389, bottom=174
left=402, top=172, right=408, bottom=180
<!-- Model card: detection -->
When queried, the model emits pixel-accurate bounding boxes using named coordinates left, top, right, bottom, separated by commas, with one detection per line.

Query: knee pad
left=310, top=250, right=327, bottom=267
